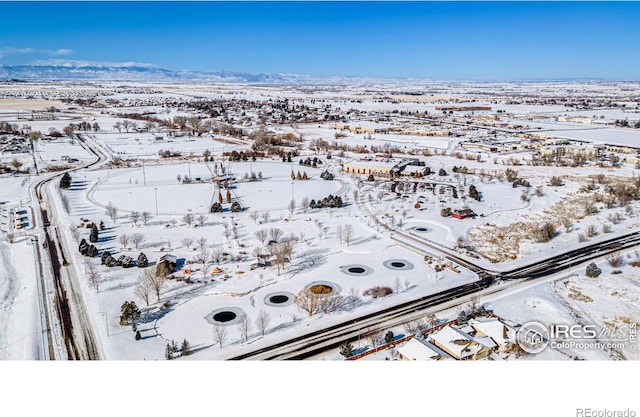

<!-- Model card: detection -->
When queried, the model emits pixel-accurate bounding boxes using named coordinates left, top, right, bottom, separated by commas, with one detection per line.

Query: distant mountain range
left=0, top=63, right=391, bottom=84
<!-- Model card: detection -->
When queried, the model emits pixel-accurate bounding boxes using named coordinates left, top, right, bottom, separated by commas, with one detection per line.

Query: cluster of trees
left=362, top=286, right=393, bottom=298
left=79, top=238, right=98, bottom=257
left=119, top=301, right=141, bottom=326
left=614, top=119, right=640, bottom=128
left=336, top=224, right=355, bottom=246
left=134, top=267, right=167, bottom=306
left=66, top=121, right=99, bottom=133
left=249, top=127, right=299, bottom=150
left=440, top=207, right=452, bottom=217
left=158, top=149, right=182, bottom=158
left=310, top=194, right=343, bottom=209
left=299, top=157, right=323, bottom=167
left=165, top=339, right=191, bottom=359
left=290, top=170, right=309, bottom=181
left=293, top=288, right=347, bottom=317
left=118, top=233, right=147, bottom=250
left=320, top=170, right=334, bottom=180
left=224, top=150, right=260, bottom=162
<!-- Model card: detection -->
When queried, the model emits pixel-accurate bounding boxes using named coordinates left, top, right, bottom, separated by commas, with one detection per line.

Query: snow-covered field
left=1, top=81, right=639, bottom=368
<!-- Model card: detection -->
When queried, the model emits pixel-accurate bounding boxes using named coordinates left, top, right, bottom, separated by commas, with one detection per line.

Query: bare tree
left=318, top=292, right=346, bottom=314
left=211, top=247, right=224, bottom=264
left=222, top=223, right=232, bottom=241
left=85, top=261, right=101, bottom=292
left=294, top=289, right=321, bottom=317
left=212, top=324, right=227, bottom=348
left=181, top=237, right=194, bottom=250
left=255, top=229, right=268, bottom=245
left=300, top=197, right=310, bottom=214
left=250, top=211, right=260, bottom=224
left=130, top=211, right=140, bottom=226
left=586, top=224, right=597, bottom=238
left=262, top=210, right=270, bottom=224
left=105, top=202, right=118, bottom=224
left=197, top=213, right=207, bottom=227
left=239, top=314, right=251, bottom=343
left=197, top=236, right=208, bottom=251
left=148, top=266, right=167, bottom=301
left=343, top=224, right=354, bottom=246
left=118, top=233, right=130, bottom=250
left=427, top=313, right=439, bottom=328
left=336, top=224, right=343, bottom=244
left=183, top=213, right=194, bottom=227
left=141, top=211, right=152, bottom=226
left=255, top=310, right=271, bottom=336
left=394, top=276, right=402, bottom=295
left=268, top=241, right=292, bottom=275
left=131, top=233, right=146, bottom=250
left=288, top=199, right=296, bottom=218
left=366, top=330, right=382, bottom=348
left=348, top=287, right=360, bottom=310
left=134, top=269, right=153, bottom=306
left=269, top=227, right=283, bottom=243
left=196, top=248, right=211, bottom=264
left=404, top=279, right=411, bottom=291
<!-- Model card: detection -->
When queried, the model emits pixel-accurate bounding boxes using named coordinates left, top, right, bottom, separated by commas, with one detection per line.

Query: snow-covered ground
left=1, top=81, right=639, bottom=368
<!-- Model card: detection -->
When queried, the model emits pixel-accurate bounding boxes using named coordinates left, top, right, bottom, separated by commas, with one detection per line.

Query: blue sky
left=0, top=1, right=639, bottom=80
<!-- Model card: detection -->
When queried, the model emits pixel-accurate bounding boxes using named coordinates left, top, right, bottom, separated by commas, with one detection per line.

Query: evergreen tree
left=89, top=224, right=99, bottom=243
left=181, top=339, right=190, bottom=356
left=79, top=240, right=89, bottom=256
left=119, top=301, right=141, bottom=326
left=586, top=262, right=602, bottom=278
left=457, top=310, right=469, bottom=325
left=101, top=250, right=111, bottom=265
left=339, top=342, right=354, bottom=358
left=135, top=331, right=141, bottom=341
left=87, top=244, right=98, bottom=257
left=59, top=172, right=72, bottom=189
left=165, top=343, right=173, bottom=360
left=137, top=252, right=149, bottom=268
left=384, top=331, right=394, bottom=344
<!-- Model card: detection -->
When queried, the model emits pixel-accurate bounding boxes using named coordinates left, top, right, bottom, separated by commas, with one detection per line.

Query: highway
left=29, top=133, right=110, bottom=359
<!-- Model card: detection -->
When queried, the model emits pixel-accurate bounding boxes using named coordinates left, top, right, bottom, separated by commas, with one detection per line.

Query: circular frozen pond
left=205, top=307, right=245, bottom=326
left=340, top=265, right=374, bottom=276
left=383, top=259, right=414, bottom=271
left=264, top=291, right=295, bottom=307
left=304, top=280, right=342, bottom=294
left=411, top=226, right=430, bottom=233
